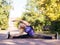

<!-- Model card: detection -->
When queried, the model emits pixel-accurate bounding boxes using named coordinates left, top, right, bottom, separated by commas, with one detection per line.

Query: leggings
left=13, top=34, right=33, bottom=38
left=12, top=34, right=52, bottom=39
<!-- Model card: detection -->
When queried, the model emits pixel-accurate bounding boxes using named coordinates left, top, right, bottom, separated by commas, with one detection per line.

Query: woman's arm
left=19, top=29, right=24, bottom=35
left=20, top=20, right=30, bottom=26
left=18, top=24, right=24, bottom=35
left=12, top=20, right=19, bottom=22
left=12, top=20, right=30, bottom=26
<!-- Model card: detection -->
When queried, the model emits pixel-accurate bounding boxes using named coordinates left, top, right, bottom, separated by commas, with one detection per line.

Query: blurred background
left=0, top=0, right=60, bottom=34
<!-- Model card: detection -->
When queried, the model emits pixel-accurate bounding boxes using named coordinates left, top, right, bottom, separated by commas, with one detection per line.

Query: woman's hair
left=18, top=21, right=25, bottom=29
left=20, top=20, right=30, bottom=26
left=18, top=20, right=30, bottom=29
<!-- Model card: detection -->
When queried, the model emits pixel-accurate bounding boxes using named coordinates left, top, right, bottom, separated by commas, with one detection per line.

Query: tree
left=0, top=0, right=11, bottom=30
left=35, top=0, right=60, bottom=34
left=19, top=0, right=46, bottom=33
left=16, top=0, right=60, bottom=34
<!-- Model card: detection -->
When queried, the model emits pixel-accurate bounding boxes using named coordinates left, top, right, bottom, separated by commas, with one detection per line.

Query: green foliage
left=19, top=0, right=45, bottom=33
left=16, top=0, right=60, bottom=34
left=15, top=13, right=45, bottom=33
left=36, top=0, right=60, bottom=21
left=50, top=21, right=60, bottom=34
left=35, top=0, right=60, bottom=34
left=21, top=12, right=45, bottom=33
left=0, top=0, right=11, bottom=30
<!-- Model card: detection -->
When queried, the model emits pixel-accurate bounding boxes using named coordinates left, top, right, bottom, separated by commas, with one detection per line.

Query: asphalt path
left=0, top=30, right=60, bottom=45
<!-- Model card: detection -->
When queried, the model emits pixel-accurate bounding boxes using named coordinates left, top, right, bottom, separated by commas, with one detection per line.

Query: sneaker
left=7, top=32, right=10, bottom=39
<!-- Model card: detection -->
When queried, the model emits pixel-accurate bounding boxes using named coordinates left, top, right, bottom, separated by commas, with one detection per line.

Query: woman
left=8, top=20, right=34, bottom=38
left=8, top=20, right=53, bottom=39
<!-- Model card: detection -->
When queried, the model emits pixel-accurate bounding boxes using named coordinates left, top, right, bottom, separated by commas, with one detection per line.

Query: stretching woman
left=8, top=20, right=52, bottom=39
left=8, top=20, right=34, bottom=38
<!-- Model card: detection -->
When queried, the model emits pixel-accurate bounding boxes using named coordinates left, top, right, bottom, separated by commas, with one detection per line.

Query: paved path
left=0, top=30, right=60, bottom=45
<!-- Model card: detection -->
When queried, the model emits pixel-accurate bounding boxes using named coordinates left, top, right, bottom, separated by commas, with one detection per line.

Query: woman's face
left=19, top=23, right=26, bottom=28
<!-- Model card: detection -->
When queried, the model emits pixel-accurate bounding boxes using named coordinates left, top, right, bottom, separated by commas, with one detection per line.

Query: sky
left=9, top=0, right=27, bottom=19
left=8, top=0, right=27, bottom=28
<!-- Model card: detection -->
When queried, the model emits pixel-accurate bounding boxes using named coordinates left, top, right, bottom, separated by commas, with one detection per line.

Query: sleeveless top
left=24, top=26, right=34, bottom=36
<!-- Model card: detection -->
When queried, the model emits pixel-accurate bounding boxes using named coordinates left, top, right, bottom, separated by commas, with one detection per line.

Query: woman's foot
left=7, top=32, right=11, bottom=39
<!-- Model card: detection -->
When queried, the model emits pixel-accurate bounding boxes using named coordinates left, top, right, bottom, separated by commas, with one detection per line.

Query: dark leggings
left=13, top=34, right=33, bottom=38
left=8, top=32, right=52, bottom=39
left=13, top=34, right=52, bottom=39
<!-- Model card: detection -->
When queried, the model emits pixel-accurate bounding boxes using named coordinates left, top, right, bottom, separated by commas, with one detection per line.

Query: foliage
left=36, top=0, right=60, bottom=21
left=19, top=0, right=46, bottom=33
left=35, top=0, right=60, bottom=34
left=0, top=0, right=11, bottom=30
left=16, top=0, right=60, bottom=34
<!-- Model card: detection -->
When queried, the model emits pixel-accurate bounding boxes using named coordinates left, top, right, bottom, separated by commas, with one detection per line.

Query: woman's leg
left=13, top=34, right=30, bottom=38
left=7, top=32, right=32, bottom=39
left=33, top=34, right=52, bottom=39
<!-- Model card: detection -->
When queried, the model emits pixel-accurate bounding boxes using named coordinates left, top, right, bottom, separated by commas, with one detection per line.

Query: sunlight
left=3, top=42, right=16, bottom=45
left=8, top=0, right=27, bottom=31
left=9, top=0, right=27, bottom=18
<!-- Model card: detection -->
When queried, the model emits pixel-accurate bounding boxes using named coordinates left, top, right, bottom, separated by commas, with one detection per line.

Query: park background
left=0, top=0, right=60, bottom=34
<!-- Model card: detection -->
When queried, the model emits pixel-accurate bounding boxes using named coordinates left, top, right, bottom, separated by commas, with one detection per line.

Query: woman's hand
left=12, top=20, right=19, bottom=22
left=20, top=20, right=30, bottom=26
